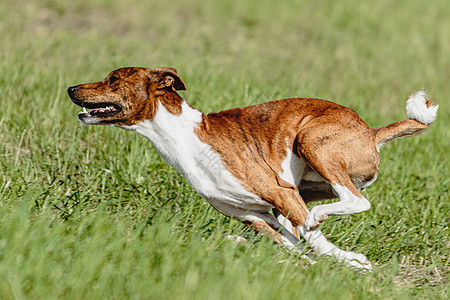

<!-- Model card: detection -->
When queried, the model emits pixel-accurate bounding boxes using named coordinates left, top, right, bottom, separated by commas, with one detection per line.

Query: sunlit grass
left=0, top=0, right=448, bottom=298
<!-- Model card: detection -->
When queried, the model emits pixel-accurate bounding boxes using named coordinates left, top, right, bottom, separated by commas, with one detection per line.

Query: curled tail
left=374, top=91, right=438, bottom=149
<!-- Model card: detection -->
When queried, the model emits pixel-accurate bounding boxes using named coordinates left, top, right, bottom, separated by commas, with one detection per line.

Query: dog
left=68, top=67, right=438, bottom=270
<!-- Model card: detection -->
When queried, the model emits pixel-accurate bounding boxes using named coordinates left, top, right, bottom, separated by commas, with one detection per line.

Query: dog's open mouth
left=77, top=103, right=122, bottom=118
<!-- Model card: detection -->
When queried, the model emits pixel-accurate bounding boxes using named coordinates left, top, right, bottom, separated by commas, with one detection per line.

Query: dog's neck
left=119, top=99, right=205, bottom=175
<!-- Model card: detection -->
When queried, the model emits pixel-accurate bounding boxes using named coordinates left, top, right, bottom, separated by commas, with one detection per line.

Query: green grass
left=0, top=0, right=449, bottom=298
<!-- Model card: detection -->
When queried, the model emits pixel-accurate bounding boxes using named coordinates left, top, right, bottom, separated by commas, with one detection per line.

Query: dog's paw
left=345, top=258, right=372, bottom=271
left=339, top=251, right=372, bottom=271
left=226, top=235, right=248, bottom=244
left=305, top=208, right=328, bottom=230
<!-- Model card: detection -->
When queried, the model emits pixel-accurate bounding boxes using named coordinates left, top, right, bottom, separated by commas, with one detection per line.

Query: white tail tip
left=406, top=90, right=438, bottom=125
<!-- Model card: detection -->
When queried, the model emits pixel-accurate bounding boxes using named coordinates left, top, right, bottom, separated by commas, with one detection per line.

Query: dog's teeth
left=83, top=107, right=87, bottom=113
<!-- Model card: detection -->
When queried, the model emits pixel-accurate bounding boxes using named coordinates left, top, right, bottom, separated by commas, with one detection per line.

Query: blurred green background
left=0, top=0, right=448, bottom=298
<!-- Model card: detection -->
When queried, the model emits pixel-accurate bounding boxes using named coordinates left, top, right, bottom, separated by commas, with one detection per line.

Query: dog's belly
left=279, top=149, right=336, bottom=202
left=181, top=145, right=274, bottom=217
left=188, top=169, right=275, bottom=217
left=140, top=116, right=273, bottom=217
left=279, top=148, right=378, bottom=195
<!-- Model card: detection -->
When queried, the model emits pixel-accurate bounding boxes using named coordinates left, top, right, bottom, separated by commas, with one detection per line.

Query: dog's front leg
left=242, top=212, right=304, bottom=251
left=275, top=208, right=371, bottom=270
left=298, top=226, right=372, bottom=270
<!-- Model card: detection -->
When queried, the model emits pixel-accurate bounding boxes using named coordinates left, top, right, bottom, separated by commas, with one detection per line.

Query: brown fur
left=69, top=67, right=433, bottom=242
left=374, top=119, right=428, bottom=147
left=195, top=98, right=382, bottom=225
left=68, top=67, right=185, bottom=126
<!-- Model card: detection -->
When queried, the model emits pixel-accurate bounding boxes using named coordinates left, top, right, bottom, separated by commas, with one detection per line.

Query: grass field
left=0, top=0, right=449, bottom=298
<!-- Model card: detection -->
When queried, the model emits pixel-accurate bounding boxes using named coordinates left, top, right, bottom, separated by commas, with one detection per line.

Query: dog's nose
left=67, top=85, right=79, bottom=97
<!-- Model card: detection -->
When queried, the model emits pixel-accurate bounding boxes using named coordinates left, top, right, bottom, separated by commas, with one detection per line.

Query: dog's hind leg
left=304, top=179, right=371, bottom=230
left=296, top=176, right=373, bottom=269
left=296, top=129, right=377, bottom=230
left=292, top=131, right=375, bottom=269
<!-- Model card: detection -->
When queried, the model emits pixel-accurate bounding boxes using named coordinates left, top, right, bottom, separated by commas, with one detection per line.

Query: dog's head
left=68, top=67, right=186, bottom=126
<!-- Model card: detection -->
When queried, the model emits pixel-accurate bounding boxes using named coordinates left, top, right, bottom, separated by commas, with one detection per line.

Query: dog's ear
left=154, top=67, right=187, bottom=91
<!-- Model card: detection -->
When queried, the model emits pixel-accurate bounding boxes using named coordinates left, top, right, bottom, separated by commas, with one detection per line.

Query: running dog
left=68, top=67, right=438, bottom=270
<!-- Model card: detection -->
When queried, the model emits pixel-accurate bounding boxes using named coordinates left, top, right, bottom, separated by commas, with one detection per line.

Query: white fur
left=279, top=145, right=306, bottom=186
left=120, top=102, right=273, bottom=217
left=356, top=173, right=378, bottom=191
left=305, top=184, right=371, bottom=230
left=277, top=148, right=371, bottom=269
left=274, top=209, right=298, bottom=236
left=278, top=145, right=325, bottom=185
left=298, top=226, right=372, bottom=270
left=122, top=101, right=371, bottom=269
left=275, top=210, right=371, bottom=269
left=302, top=171, right=326, bottom=182
left=243, top=212, right=315, bottom=264
left=406, top=90, right=438, bottom=125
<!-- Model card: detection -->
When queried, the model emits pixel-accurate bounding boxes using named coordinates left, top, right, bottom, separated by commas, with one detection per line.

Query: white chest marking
left=120, top=101, right=272, bottom=216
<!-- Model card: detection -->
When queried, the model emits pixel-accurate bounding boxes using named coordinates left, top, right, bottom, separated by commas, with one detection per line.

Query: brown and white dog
left=68, top=67, right=438, bottom=270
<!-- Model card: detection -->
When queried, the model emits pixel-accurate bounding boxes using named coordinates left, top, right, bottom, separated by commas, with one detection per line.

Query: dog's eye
left=109, top=75, right=119, bottom=84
